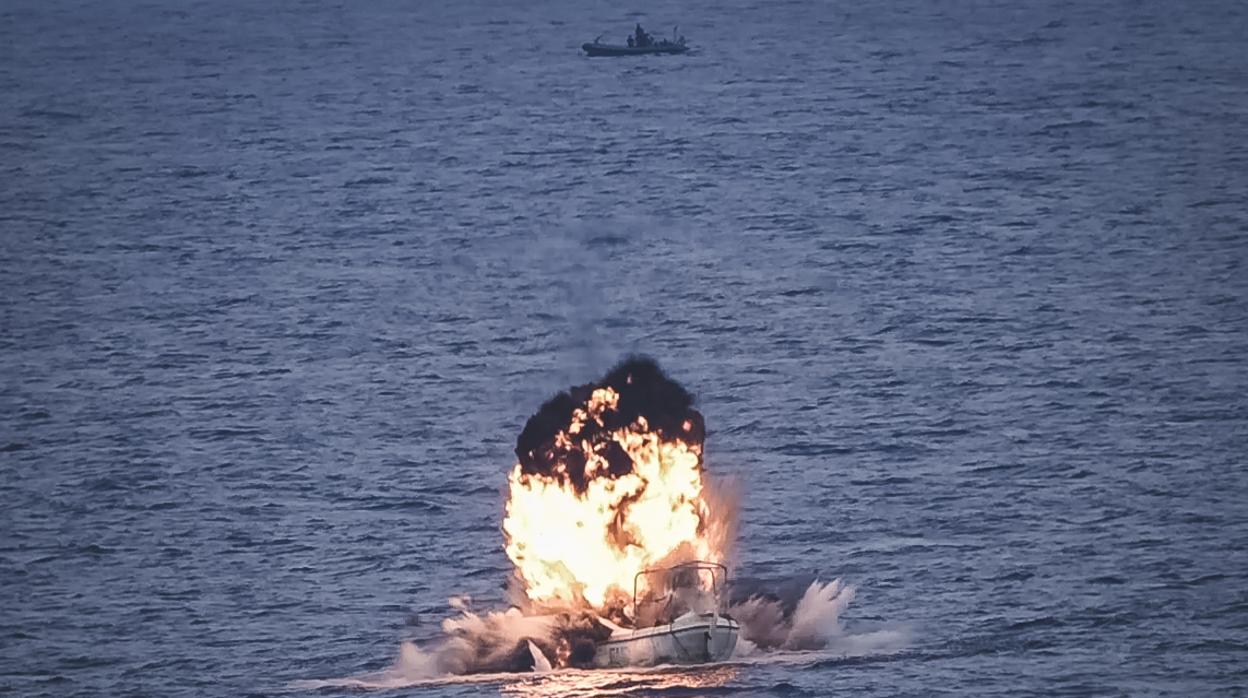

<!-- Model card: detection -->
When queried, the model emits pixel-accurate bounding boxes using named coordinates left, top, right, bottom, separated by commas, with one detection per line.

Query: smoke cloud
left=514, top=356, right=706, bottom=493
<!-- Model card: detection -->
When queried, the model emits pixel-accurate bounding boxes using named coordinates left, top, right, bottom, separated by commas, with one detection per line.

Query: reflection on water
left=500, top=664, right=740, bottom=698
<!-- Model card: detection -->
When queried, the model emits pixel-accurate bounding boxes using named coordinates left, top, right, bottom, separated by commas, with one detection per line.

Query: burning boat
left=297, top=357, right=899, bottom=687
left=502, top=358, right=739, bottom=669
left=591, top=562, right=739, bottom=667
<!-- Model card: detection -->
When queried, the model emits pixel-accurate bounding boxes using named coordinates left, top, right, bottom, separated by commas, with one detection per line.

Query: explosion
left=297, top=357, right=907, bottom=687
left=503, top=357, right=730, bottom=622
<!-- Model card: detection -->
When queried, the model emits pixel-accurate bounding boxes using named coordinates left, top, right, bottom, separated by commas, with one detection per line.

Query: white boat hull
left=592, top=612, right=739, bottom=668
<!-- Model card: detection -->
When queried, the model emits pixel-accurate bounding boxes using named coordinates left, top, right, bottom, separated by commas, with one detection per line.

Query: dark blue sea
left=3, top=0, right=1247, bottom=695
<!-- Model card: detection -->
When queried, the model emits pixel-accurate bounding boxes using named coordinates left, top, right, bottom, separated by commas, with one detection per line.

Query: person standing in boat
left=634, top=23, right=649, bottom=47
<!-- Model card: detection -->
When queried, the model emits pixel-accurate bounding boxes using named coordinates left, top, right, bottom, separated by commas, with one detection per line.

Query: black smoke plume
left=514, top=356, right=706, bottom=493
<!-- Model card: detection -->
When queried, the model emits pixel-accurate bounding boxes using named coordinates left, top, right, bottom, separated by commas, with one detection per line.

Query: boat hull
left=592, top=612, right=738, bottom=668
left=582, top=43, right=689, bottom=57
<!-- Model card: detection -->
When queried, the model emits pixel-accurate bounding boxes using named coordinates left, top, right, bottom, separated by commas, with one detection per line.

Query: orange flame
left=502, top=386, right=721, bottom=614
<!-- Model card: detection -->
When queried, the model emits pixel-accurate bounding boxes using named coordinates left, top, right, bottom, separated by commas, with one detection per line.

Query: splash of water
left=730, top=579, right=911, bottom=657
left=290, top=604, right=560, bottom=691
left=294, top=578, right=909, bottom=690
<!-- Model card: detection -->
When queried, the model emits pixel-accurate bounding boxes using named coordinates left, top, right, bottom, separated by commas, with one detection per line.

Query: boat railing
left=632, top=560, right=727, bottom=622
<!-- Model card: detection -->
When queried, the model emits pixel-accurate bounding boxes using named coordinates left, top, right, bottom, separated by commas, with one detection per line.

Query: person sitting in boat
left=634, top=23, right=650, bottom=47
left=627, top=35, right=635, bottom=47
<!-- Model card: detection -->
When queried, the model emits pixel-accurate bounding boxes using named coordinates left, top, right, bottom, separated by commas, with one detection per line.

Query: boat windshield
left=631, top=561, right=727, bottom=628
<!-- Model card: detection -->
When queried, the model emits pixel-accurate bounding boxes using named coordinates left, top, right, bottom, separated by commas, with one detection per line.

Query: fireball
left=502, top=358, right=725, bottom=617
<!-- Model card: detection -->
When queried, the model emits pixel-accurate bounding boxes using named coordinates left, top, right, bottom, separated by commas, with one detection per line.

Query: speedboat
left=582, top=40, right=689, bottom=57
left=591, top=562, right=739, bottom=667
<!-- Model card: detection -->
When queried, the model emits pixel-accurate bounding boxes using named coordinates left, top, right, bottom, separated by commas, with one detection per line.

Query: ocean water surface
left=2, top=0, right=1246, bottom=695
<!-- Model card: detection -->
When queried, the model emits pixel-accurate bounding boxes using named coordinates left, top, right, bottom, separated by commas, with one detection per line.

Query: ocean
left=2, top=0, right=1246, bottom=695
